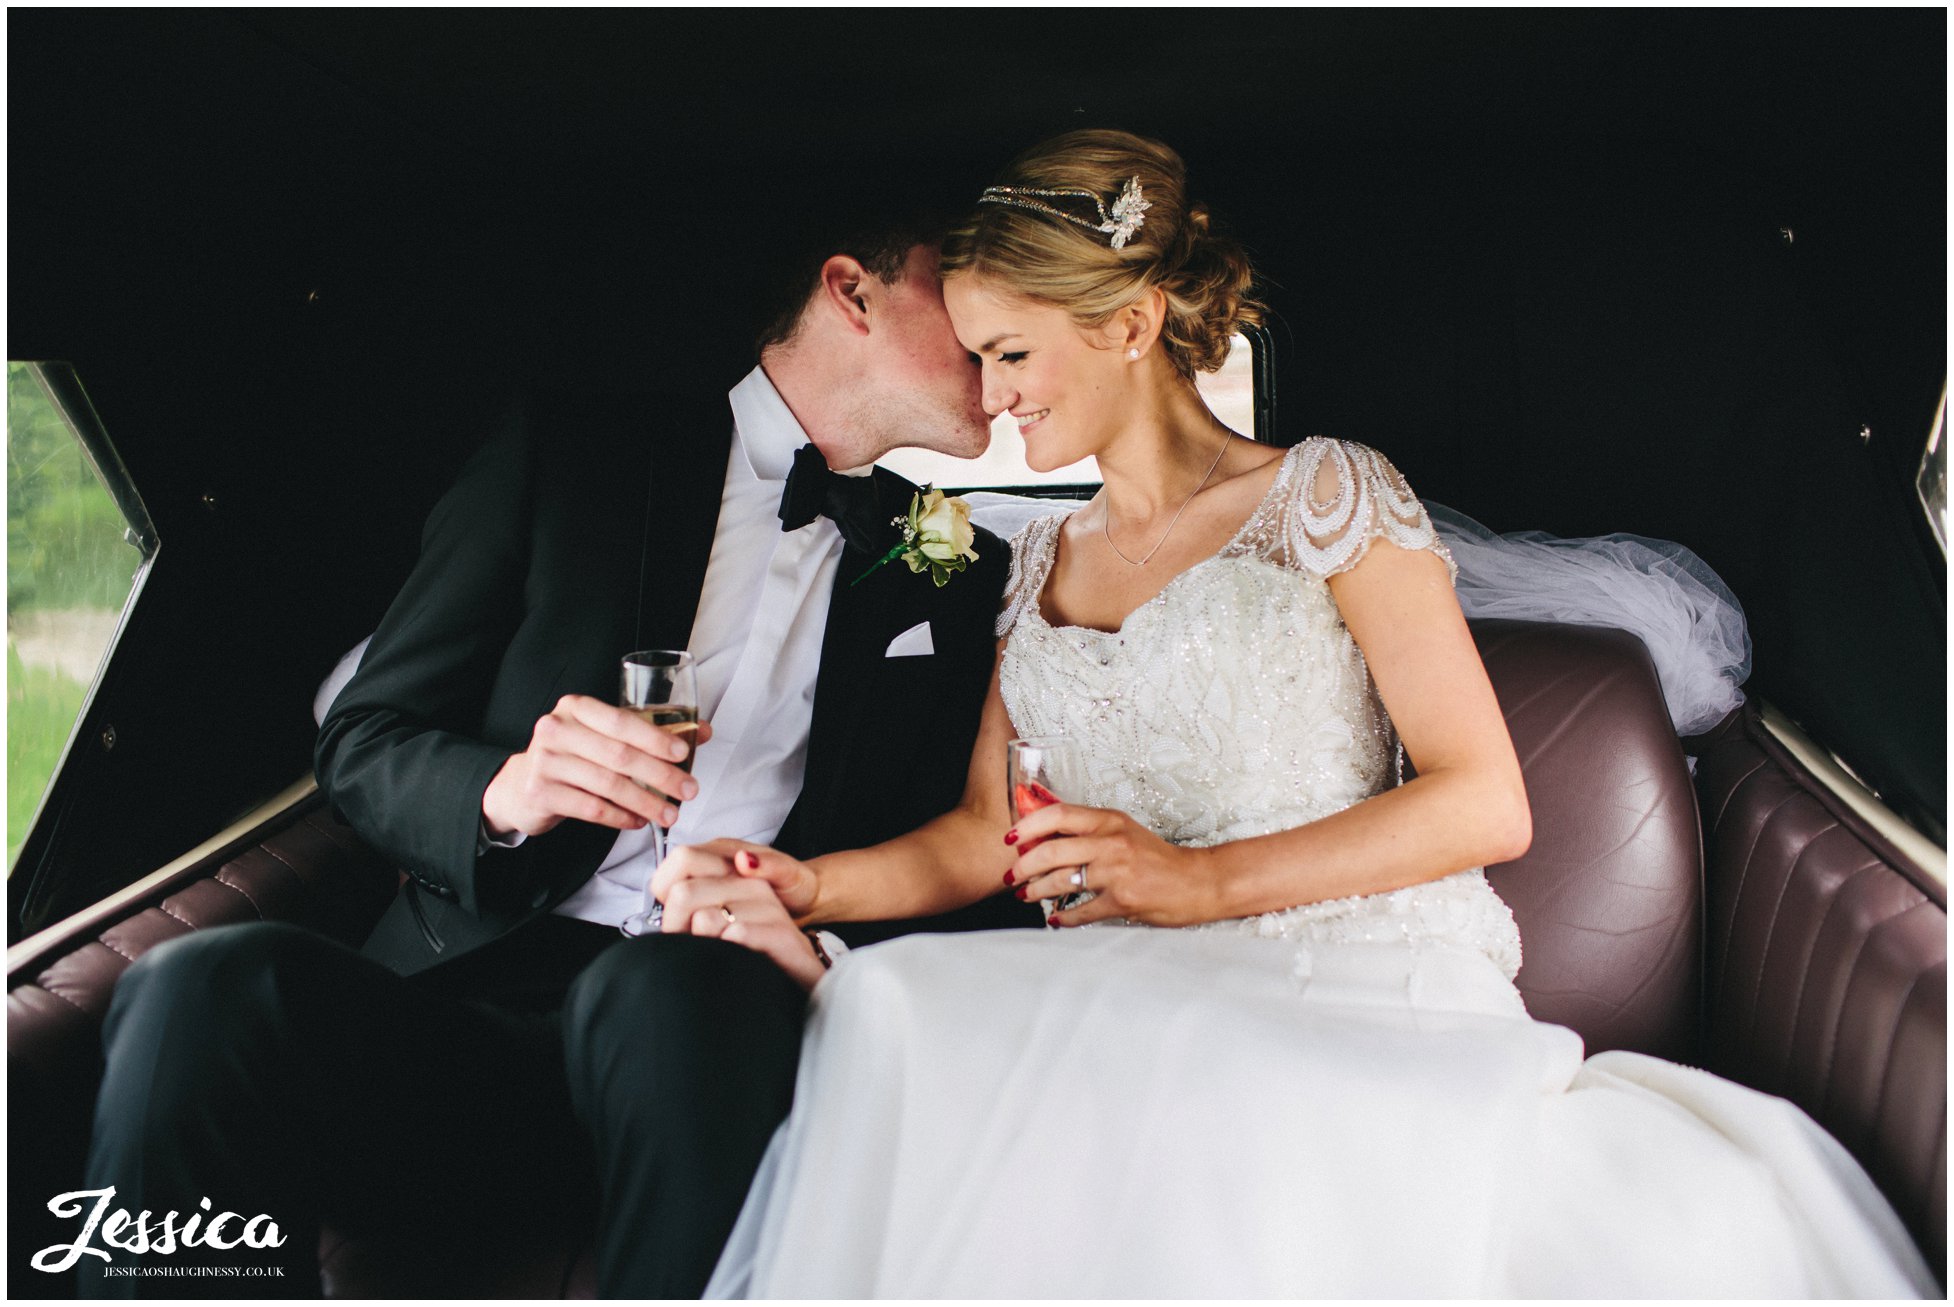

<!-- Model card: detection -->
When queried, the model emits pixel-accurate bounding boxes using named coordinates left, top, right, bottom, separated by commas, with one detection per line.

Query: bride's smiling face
left=943, top=274, right=1133, bottom=473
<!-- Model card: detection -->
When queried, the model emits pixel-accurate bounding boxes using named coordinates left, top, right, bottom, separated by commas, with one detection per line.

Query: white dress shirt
left=552, top=367, right=862, bottom=929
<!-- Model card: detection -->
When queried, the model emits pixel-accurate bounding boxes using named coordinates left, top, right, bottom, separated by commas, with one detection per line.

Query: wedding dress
left=707, top=439, right=1935, bottom=1298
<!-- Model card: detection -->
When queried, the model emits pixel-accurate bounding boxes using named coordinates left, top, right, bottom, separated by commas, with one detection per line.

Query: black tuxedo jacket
left=317, top=380, right=1034, bottom=975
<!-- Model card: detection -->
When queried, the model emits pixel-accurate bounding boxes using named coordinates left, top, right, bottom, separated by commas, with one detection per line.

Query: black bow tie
left=777, top=443, right=914, bottom=557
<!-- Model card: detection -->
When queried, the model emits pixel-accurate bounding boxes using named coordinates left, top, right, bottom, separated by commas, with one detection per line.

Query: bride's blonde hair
left=941, top=129, right=1265, bottom=380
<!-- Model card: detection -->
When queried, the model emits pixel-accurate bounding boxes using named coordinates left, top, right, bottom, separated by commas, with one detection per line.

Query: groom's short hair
left=748, top=163, right=964, bottom=356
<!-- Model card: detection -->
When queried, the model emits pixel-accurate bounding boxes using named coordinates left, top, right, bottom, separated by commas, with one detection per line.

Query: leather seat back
left=1472, top=619, right=1703, bottom=1060
left=17, top=623, right=1931, bottom=1291
left=6, top=801, right=398, bottom=1293
left=1694, top=706, right=1945, bottom=1281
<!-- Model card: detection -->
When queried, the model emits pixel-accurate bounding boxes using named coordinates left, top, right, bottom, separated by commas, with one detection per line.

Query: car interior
left=6, top=10, right=1944, bottom=1295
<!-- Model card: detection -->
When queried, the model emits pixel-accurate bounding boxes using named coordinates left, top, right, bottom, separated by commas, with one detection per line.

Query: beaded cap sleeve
left=995, top=512, right=1068, bottom=639
left=994, top=439, right=1455, bottom=641
left=993, top=438, right=1518, bottom=980
left=1230, top=438, right=1457, bottom=583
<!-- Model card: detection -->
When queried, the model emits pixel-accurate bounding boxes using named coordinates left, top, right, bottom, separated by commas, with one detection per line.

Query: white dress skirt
left=708, top=445, right=1936, bottom=1297
left=708, top=928, right=1932, bottom=1297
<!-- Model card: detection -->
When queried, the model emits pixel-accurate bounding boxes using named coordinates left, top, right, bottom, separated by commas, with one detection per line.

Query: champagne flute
left=620, top=649, right=698, bottom=936
left=1006, top=736, right=1086, bottom=920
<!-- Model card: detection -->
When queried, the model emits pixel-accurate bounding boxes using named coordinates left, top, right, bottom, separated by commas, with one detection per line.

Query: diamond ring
left=1069, top=868, right=1087, bottom=890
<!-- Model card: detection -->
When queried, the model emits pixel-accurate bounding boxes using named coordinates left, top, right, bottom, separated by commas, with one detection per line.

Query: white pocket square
left=884, top=621, right=935, bottom=658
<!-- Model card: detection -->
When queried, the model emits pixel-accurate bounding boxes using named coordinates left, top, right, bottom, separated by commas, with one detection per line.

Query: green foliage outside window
left=7, top=363, right=144, bottom=871
left=8, top=645, right=88, bottom=869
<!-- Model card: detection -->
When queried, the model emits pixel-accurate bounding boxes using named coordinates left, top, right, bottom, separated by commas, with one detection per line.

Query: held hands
left=652, top=840, right=827, bottom=991
left=1006, top=803, right=1218, bottom=928
left=481, top=695, right=714, bottom=839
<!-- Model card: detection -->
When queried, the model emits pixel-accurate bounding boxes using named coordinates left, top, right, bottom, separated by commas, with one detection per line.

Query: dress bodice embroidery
left=995, top=437, right=1521, bottom=979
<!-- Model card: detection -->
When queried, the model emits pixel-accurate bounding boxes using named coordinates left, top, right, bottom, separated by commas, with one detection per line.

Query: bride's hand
left=655, top=842, right=827, bottom=991
left=652, top=839, right=821, bottom=920
left=1006, top=803, right=1217, bottom=928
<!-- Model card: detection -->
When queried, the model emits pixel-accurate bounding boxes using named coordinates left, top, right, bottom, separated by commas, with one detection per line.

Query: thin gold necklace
left=1102, top=431, right=1232, bottom=567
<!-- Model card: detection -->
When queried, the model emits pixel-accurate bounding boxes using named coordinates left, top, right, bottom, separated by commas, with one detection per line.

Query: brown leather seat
left=1474, top=619, right=1703, bottom=1060
left=7, top=618, right=1938, bottom=1294
left=6, top=808, right=399, bottom=1294
left=1694, top=704, right=1945, bottom=1278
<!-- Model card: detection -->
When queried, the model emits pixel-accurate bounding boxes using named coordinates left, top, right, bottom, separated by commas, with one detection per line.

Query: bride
left=653, top=129, right=1934, bottom=1297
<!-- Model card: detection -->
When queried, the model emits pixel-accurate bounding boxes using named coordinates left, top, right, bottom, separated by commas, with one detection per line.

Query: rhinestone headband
left=978, top=175, right=1151, bottom=250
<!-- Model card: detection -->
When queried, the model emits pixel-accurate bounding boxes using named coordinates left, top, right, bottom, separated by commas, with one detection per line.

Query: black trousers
left=77, top=916, right=807, bottom=1297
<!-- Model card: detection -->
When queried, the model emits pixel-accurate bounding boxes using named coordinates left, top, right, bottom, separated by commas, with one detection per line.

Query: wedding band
left=720, top=905, right=738, bottom=926
left=1070, top=868, right=1087, bottom=890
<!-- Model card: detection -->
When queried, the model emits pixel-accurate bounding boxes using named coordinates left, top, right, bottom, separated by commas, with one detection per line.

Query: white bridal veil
left=1425, top=503, right=1751, bottom=737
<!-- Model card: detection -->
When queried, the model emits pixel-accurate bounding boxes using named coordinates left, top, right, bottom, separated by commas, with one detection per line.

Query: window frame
left=9, top=362, right=159, bottom=913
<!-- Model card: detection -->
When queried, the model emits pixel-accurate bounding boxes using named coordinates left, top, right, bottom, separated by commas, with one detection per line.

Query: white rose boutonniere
left=852, top=485, right=980, bottom=588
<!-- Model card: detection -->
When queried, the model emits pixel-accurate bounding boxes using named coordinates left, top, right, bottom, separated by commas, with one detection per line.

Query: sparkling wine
left=629, top=704, right=701, bottom=774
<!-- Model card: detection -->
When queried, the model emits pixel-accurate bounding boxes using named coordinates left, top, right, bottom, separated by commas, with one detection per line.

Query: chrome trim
left=1757, top=702, right=1946, bottom=889
left=29, top=363, right=156, bottom=559
left=6, top=775, right=319, bottom=981
left=1917, top=384, right=1945, bottom=555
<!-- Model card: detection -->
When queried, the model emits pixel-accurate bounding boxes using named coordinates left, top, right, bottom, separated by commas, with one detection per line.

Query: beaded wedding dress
left=707, top=440, right=1933, bottom=1298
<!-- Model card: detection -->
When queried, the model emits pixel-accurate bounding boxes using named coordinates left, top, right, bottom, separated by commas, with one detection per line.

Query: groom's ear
left=816, top=255, right=875, bottom=337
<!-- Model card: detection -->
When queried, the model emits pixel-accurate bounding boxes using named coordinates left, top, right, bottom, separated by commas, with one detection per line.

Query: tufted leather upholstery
left=1694, top=705, right=1945, bottom=1280
left=9, top=806, right=395, bottom=1057
left=6, top=801, right=399, bottom=1296
left=1474, top=619, right=1703, bottom=1060
left=5, top=623, right=1939, bottom=1294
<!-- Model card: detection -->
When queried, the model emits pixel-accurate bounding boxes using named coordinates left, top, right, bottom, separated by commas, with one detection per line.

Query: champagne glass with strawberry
left=1006, top=736, right=1085, bottom=919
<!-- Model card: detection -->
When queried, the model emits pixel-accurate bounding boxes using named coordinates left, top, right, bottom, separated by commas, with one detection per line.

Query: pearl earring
left=1128, top=348, right=1140, bottom=360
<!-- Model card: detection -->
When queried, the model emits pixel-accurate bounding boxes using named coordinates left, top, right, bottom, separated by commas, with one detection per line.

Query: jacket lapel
left=777, top=537, right=930, bottom=855
left=520, top=384, right=737, bottom=905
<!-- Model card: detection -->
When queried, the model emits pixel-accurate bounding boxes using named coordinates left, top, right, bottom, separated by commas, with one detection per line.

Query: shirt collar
left=728, top=365, right=870, bottom=484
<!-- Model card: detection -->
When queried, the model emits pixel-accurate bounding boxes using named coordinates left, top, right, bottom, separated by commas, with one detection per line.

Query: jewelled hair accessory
left=978, top=175, right=1151, bottom=250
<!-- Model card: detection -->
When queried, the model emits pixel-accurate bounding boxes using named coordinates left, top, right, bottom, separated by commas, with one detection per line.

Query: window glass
left=880, top=332, right=1259, bottom=491
left=7, top=363, right=149, bottom=873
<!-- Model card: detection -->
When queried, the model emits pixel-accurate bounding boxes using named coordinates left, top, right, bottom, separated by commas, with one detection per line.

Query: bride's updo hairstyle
left=941, top=129, right=1264, bottom=380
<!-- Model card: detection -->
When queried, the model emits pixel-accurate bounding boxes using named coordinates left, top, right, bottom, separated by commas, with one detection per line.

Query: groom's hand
left=657, top=854, right=827, bottom=991
left=481, top=695, right=713, bottom=839
left=653, top=840, right=821, bottom=920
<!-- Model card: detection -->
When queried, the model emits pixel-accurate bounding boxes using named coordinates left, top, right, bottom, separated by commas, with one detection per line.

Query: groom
left=80, top=201, right=1035, bottom=1297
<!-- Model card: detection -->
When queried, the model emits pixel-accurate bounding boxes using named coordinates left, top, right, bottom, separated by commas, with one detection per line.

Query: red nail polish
left=1015, top=886, right=1028, bottom=901
left=1003, top=869, right=1016, bottom=886
left=1004, top=830, right=1019, bottom=846
left=1047, top=914, right=1062, bottom=929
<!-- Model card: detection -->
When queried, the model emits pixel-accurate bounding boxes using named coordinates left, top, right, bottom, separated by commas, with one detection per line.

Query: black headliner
left=7, top=8, right=1945, bottom=934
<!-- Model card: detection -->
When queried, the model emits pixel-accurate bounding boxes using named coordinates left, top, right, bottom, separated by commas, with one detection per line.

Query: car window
left=879, top=330, right=1263, bottom=492
left=7, top=363, right=155, bottom=873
